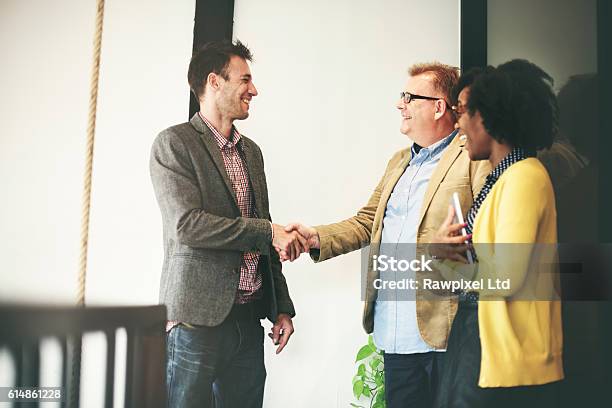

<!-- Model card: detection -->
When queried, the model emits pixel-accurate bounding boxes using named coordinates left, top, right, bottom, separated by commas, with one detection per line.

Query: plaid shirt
left=199, top=113, right=263, bottom=303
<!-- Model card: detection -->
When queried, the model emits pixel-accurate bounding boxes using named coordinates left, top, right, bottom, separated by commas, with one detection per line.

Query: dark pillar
left=189, top=0, right=236, bottom=118
left=460, top=0, right=487, bottom=71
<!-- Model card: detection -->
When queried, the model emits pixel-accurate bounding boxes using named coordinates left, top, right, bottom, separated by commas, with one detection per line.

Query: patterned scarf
left=465, top=148, right=529, bottom=260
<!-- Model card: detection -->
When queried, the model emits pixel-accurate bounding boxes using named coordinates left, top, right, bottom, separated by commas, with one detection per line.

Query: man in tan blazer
left=284, top=63, right=490, bottom=407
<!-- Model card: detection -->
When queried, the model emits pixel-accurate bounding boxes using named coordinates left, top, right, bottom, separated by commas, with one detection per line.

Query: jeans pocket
left=166, top=326, right=218, bottom=407
left=172, top=325, right=223, bottom=373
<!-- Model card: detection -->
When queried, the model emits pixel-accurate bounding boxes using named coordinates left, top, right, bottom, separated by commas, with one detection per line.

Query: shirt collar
left=411, top=129, right=457, bottom=161
left=486, top=147, right=528, bottom=184
left=198, top=112, right=242, bottom=149
left=412, top=142, right=423, bottom=155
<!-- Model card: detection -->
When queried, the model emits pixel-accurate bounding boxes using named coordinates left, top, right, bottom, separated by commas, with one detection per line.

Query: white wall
left=0, top=0, right=194, bottom=303
left=488, top=0, right=597, bottom=90
left=0, top=0, right=194, bottom=406
left=0, top=0, right=459, bottom=406
left=233, top=1, right=459, bottom=406
left=1, top=0, right=98, bottom=303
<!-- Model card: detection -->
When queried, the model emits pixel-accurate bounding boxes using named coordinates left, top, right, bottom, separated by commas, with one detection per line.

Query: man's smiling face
left=216, top=55, right=258, bottom=121
left=396, top=73, right=439, bottom=137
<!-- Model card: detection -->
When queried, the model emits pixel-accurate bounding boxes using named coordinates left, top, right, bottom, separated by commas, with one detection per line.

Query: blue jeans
left=166, top=317, right=266, bottom=408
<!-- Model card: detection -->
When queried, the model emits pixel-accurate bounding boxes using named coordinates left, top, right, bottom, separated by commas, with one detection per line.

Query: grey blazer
left=150, top=113, right=295, bottom=326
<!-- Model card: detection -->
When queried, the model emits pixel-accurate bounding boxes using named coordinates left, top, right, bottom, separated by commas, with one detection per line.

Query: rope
left=70, top=1, right=105, bottom=406
left=77, top=0, right=106, bottom=307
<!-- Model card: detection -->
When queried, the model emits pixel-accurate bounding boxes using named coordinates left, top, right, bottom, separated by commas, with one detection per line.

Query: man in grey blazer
left=150, top=40, right=305, bottom=408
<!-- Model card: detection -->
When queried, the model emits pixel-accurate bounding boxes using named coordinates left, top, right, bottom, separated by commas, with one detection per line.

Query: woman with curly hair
left=431, top=60, right=563, bottom=408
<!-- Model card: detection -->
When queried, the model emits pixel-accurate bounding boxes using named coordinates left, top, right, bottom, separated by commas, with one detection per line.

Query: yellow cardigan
left=440, top=158, right=564, bottom=387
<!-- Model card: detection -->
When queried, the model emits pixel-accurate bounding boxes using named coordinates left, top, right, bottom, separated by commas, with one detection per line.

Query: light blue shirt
left=373, top=131, right=456, bottom=354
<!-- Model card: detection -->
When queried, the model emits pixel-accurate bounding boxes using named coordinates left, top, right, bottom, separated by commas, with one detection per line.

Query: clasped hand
left=272, top=223, right=320, bottom=262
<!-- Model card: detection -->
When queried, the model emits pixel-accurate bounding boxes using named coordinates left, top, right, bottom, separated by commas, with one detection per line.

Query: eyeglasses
left=400, top=92, right=450, bottom=108
left=450, top=103, right=467, bottom=116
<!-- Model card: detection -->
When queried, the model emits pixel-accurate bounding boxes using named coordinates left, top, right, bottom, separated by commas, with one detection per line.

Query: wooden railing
left=0, top=304, right=166, bottom=408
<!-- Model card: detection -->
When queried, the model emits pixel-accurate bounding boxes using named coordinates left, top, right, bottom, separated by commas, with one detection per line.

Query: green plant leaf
left=355, top=345, right=375, bottom=362
left=368, top=334, right=375, bottom=349
left=373, top=401, right=384, bottom=408
left=375, top=372, right=384, bottom=387
left=370, top=358, right=381, bottom=370
left=353, top=380, right=364, bottom=399
left=362, top=386, right=371, bottom=398
left=357, top=363, right=366, bottom=377
left=375, top=388, right=385, bottom=404
left=349, top=404, right=365, bottom=408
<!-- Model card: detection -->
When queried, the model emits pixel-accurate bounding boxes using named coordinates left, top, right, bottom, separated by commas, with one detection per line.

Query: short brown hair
left=188, top=40, right=253, bottom=100
left=409, top=62, right=460, bottom=104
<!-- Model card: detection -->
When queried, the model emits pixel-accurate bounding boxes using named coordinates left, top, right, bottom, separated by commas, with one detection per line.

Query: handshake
left=271, top=223, right=320, bottom=262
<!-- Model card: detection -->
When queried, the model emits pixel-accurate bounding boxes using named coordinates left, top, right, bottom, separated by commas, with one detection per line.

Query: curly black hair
left=451, top=66, right=485, bottom=106
left=467, top=59, right=558, bottom=152
left=188, top=40, right=253, bottom=101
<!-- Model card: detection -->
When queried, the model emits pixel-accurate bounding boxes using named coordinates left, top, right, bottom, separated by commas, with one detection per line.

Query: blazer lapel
left=416, top=134, right=465, bottom=229
left=190, top=114, right=239, bottom=209
left=373, top=152, right=412, bottom=241
left=240, top=141, right=266, bottom=218
left=380, top=155, right=411, bottom=209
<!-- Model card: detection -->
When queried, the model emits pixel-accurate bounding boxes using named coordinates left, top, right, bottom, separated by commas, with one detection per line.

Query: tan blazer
left=311, top=134, right=490, bottom=348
